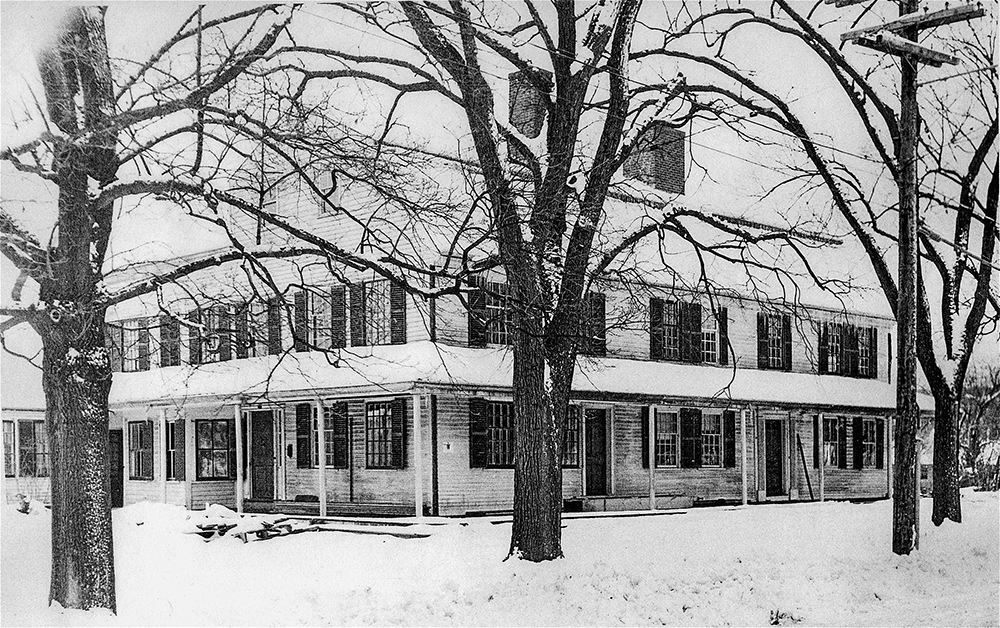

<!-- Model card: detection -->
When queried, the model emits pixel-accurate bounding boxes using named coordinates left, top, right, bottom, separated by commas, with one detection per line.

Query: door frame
left=762, top=416, right=790, bottom=499
left=245, top=408, right=281, bottom=501
left=582, top=406, right=612, bottom=497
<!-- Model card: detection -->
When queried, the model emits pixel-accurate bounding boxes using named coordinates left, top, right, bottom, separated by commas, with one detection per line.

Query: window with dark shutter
left=757, top=312, right=768, bottom=369
left=390, top=282, right=407, bottom=345
left=267, top=298, right=283, bottom=355
left=137, top=320, right=151, bottom=371
left=679, top=407, right=702, bottom=469
left=391, top=398, right=406, bottom=469
left=295, top=403, right=313, bottom=469
left=818, top=323, right=829, bottom=374
left=640, top=406, right=650, bottom=469
left=467, top=277, right=488, bottom=348
left=187, top=310, right=202, bottom=365
left=331, top=286, right=347, bottom=349
left=723, top=410, right=736, bottom=468
left=853, top=416, right=865, bottom=470
left=649, top=298, right=664, bottom=360
left=717, top=307, right=729, bottom=366
left=350, top=284, right=366, bottom=347
left=293, top=291, right=308, bottom=352
left=875, top=418, right=885, bottom=469
left=469, top=397, right=489, bottom=468
left=781, top=314, right=792, bottom=371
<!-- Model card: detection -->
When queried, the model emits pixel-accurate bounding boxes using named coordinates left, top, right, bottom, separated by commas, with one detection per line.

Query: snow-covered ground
left=2, top=491, right=997, bottom=627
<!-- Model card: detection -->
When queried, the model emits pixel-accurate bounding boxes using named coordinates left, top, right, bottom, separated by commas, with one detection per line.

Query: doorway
left=249, top=410, right=275, bottom=500
left=765, top=419, right=784, bottom=497
left=584, top=409, right=608, bottom=496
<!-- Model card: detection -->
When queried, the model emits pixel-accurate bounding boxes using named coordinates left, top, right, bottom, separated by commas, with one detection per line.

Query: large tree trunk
left=931, top=389, right=962, bottom=525
left=508, top=324, right=565, bottom=561
left=43, top=321, right=116, bottom=612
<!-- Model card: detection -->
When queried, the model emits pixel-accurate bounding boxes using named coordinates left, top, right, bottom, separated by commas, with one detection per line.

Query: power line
left=917, top=64, right=997, bottom=86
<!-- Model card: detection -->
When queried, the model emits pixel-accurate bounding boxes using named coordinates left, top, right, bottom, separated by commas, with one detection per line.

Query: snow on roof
left=109, top=340, right=933, bottom=412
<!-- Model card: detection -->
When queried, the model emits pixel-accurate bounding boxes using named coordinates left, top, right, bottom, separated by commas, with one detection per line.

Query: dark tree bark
left=932, top=389, right=962, bottom=524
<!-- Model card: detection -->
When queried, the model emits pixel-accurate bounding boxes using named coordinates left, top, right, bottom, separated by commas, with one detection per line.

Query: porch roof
left=108, top=340, right=933, bottom=412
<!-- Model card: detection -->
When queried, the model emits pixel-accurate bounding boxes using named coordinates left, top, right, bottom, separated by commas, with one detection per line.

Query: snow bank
left=2, top=493, right=997, bottom=626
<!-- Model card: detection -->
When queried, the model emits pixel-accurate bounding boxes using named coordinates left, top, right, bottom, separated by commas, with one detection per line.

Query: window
left=862, top=418, right=878, bottom=468
left=247, top=300, right=271, bottom=357
left=654, top=409, right=679, bottom=468
left=165, top=422, right=177, bottom=480
left=310, top=292, right=335, bottom=349
left=202, top=307, right=224, bottom=363
left=486, top=401, right=515, bottom=468
left=823, top=417, right=841, bottom=467
left=3, top=421, right=14, bottom=477
left=364, top=280, right=391, bottom=346
left=195, top=420, right=235, bottom=480
left=820, top=322, right=878, bottom=379
left=17, top=420, right=50, bottom=477
left=122, top=319, right=150, bottom=372
left=365, top=401, right=405, bottom=469
left=485, top=282, right=513, bottom=346
left=663, top=302, right=681, bottom=360
left=562, top=406, right=580, bottom=467
left=767, top=316, right=783, bottom=368
left=702, top=412, right=722, bottom=467
left=314, top=408, right=336, bottom=467
left=701, top=311, right=718, bottom=364
left=315, top=170, right=340, bottom=213
left=858, top=331, right=871, bottom=378
left=128, top=421, right=153, bottom=480
left=828, top=323, right=842, bottom=374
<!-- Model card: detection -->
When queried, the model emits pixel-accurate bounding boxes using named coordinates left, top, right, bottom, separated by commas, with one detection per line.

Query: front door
left=108, top=429, right=123, bottom=508
left=250, top=411, right=275, bottom=500
left=585, top=409, right=607, bottom=496
left=765, top=419, right=784, bottom=497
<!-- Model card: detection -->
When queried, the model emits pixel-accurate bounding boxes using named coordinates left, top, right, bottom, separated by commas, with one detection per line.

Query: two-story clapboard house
left=102, top=74, right=928, bottom=517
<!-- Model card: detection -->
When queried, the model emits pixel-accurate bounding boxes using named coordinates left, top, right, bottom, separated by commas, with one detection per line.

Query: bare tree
left=635, top=0, right=997, bottom=549
left=960, top=365, right=1000, bottom=490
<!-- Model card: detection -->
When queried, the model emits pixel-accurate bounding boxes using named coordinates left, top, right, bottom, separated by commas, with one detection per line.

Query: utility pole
left=834, top=0, right=984, bottom=555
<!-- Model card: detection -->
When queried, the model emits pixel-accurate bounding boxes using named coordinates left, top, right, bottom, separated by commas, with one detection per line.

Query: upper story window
left=294, top=288, right=346, bottom=352
left=757, top=312, right=791, bottom=371
left=108, top=318, right=150, bottom=373
left=244, top=300, right=275, bottom=357
left=578, top=292, right=607, bottom=357
left=650, top=299, right=727, bottom=365
left=350, top=280, right=406, bottom=347
left=624, top=123, right=685, bottom=195
left=315, top=170, right=340, bottom=214
left=190, top=305, right=232, bottom=365
left=818, top=321, right=878, bottom=379
left=468, top=278, right=513, bottom=348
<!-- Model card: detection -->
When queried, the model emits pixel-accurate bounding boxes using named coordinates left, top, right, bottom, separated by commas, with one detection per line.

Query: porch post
left=315, top=397, right=327, bottom=518
left=413, top=394, right=424, bottom=518
left=159, top=407, right=167, bottom=503
left=818, top=413, right=825, bottom=502
left=887, top=414, right=894, bottom=499
left=740, top=408, right=748, bottom=506
left=184, top=409, right=194, bottom=510
left=647, top=406, right=655, bottom=510
left=13, top=419, right=19, bottom=480
left=234, top=402, right=244, bottom=514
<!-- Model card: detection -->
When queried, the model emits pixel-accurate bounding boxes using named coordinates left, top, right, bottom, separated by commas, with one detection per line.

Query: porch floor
left=243, top=499, right=415, bottom=518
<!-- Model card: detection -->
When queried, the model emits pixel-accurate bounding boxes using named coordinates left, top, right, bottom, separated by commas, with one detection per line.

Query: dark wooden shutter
left=391, top=397, right=406, bottom=469
left=679, top=407, right=702, bottom=469
left=187, top=309, right=202, bottom=365
left=350, top=283, right=366, bottom=347
left=267, top=298, right=283, bottom=355
left=718, top=307, right=729, bottom=366
left=145, top=420, right=155, bottom=479
left=137, top=320, right=151, bottom=371
left=174, top=420, right=186, bottom=481
left=781, top=314, right=792, bottom=371
left=331, top=401, right=349, bottom=469
left=680, top=303, right=702, bottom=363
left=293, top=291, right=308, bottom=352
left=234, top=305, right=249, bottom=360
left=649, top=297, right=665, bottom=360
left=468, top=277, right=487, bottom=348
left=390, top=282, right=407, bottom=345
left=640, top=406, right=650, bottom=469
left=853, top=415, right=864, bottom=469
left=105, top=324, right=123, bottom=372
left=228, top=420, right=238, bottom=480
left=469, top=397, right=488, bottom=468
left=295, top=403, right=312, bottom=468
left=159, top=316, right=180, bottom=367
left=216, top=305, right=231, bottom=362
left=585, top=292, right=606, bottom=357
left=847, top=325, right=860, bottom=377
left=813, top=415, right=820, bottom=468
left=837, top=418, right=848, bottom=469
left=818, top=323, right=829, bottom=374
left=331, top=286, right=346, bottom=349
left=757, top=312, right=768, bottom=369
left=723, top=410, right=736, bottom=468
left=875, top=418, right=885, bottom=469
left=869, top=327, right=879, bottom=379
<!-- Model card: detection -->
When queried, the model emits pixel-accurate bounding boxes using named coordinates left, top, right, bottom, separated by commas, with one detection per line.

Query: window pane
left=213, top=450, right=229, bottom=477
left=213, top=421, right=228, bottom=449
left=197, top=422, right=212, bottom=449
left=198, top=451, right=213, bottom=478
